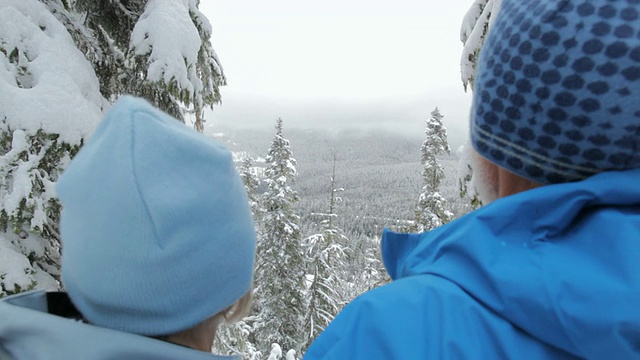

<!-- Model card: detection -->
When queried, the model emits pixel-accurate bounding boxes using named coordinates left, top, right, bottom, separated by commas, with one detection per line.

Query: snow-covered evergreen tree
left=302, top=158, right=347, bottom=350
left=0, top=0, right=105, bottom=296
left=0, top=0, right=226, bottom=296
left=254, top=118, right=306, bottom=355
left=74, top=0, right=226, bottom=127
left=414, top=108, right=452, bottom=231
left=460, top=0, right=503, bottom=91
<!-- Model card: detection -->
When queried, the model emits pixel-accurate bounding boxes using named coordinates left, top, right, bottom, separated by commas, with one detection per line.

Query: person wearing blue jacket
left=305, top=0, right=640, bottom=358
left=0, top=96, right=256, bottom=359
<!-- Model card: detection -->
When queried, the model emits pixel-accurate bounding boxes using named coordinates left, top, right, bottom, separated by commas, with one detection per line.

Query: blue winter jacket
left=305, top=169, right=640, bottom=359
left=0, top=291, right=240, bottom=360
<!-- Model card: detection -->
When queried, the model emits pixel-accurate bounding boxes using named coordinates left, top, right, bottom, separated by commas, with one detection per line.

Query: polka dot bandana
left=471, top=0, right=640, bottom=184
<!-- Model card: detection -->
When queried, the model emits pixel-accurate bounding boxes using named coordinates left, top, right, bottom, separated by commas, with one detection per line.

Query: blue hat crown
left=57, top=96, right=256, bottom=335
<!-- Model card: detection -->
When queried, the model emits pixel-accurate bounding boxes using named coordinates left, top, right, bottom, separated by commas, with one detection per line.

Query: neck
left=166, top=331, right=216, bottom=352
left=471, top=151, right=541, bottom=203
left=497, top=166, right=541, bottom=198
left=159, top=315, right=223, bottom=352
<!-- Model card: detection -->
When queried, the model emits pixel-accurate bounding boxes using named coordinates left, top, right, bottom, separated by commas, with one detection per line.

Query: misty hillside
left=213, top=125, right=469, bottom=237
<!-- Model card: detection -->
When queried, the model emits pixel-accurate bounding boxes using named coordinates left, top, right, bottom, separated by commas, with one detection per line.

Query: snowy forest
left=0, top=0, right=500, bottom=358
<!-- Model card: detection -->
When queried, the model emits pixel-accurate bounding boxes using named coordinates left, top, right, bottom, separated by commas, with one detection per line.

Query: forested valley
left=209, top=122, right=475, bottom=358
left=218, top=125, right=470, bottom=239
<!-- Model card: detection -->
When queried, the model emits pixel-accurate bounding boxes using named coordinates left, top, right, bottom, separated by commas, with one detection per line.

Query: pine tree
left=460, top=0, right=503, bottom=91
left=0, top=0, right=225, bottom=296
left=254, top=118, right=306, bottom=355
left=0, top=0, right=105, bottom=296
left=302, top=157, right=347, bottom=350
left=73, top=0, right=226, bottom=127
left=415, top=108, right=452, bottom=231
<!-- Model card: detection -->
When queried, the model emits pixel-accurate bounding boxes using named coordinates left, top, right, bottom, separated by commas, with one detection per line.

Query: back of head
left=471, top=0, right=640, bottom=184
left=56, top=96, right=256, bottom=336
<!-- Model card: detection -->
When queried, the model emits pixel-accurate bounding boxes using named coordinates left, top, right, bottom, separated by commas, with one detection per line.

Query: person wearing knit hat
left=0, top=96, right=256, bottom=359
left=305, top=0, right=640, bottom=359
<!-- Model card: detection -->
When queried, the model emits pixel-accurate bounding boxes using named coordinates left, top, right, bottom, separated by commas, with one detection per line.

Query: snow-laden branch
left=460, top=0, right=503, bottom=91
left=130, top=0, right=202, bottom=98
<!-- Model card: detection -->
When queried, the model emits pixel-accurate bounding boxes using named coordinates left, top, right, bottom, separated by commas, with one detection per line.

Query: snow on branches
left=76, top=0, right=226, bottom=126
left=0, top=0, right=105, bottom=296
left=460, top=0, right=503, bottom=91
left=128, top=0, right=226, bottom=124
left=131, top=0, right=203, bottom=98
left=0, top=0, right=226, bottom=296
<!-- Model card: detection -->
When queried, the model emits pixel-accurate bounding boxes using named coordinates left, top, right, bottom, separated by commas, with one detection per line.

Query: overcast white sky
left=200, top=0, right=474, bottom=150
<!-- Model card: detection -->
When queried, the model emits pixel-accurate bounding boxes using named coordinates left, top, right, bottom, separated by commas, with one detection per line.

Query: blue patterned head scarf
left=471, top=0, right=640, bottom=184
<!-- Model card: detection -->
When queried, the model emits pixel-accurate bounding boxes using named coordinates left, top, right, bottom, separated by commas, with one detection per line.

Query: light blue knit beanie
left=56, top=96, right=256, bottom=336
left=471, top=0, right=640, bottom=184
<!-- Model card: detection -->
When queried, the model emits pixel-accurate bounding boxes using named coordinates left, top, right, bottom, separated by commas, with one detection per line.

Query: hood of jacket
left=382, top=168, right=640, bottom=359
left=0, top=291, right=240, bottom=360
